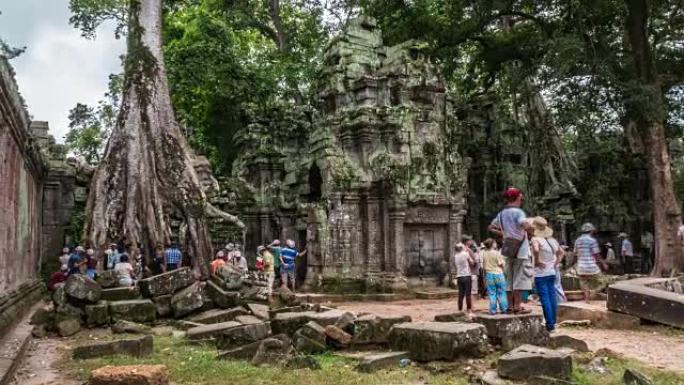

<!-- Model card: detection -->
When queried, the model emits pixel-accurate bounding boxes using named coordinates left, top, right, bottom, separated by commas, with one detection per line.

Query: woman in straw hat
left=530, top=217, right=563, bottom=332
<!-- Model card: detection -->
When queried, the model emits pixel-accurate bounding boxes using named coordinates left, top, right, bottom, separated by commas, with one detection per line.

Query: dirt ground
left=9, top=337, right=80, bottom=385
left=337, top=297, right=684, bottom=372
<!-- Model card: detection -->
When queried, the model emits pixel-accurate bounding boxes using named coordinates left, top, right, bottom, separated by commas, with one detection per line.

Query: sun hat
left=86, top=248, right=95, bottom=256
left=455, top=242, right=465, bottom=251
left=532, top=217, right=553, bottom=238
left=606, top=242, right=613, bottom=247
left=581, top=223, right=596, bottom=233
left=257, top=245, right=266, bottom=253
left=618, top=232, right=628, bottom=238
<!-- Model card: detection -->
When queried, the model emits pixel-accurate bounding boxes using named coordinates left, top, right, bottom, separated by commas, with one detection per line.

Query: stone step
left=472, top=313, right=548, bottom=350
left=557, top=301, right=640, bottom=329
left=138, top=268, right=195, bottom=298
left=108, top=300, right=156, bottom=324
left=72, top=335, right=154, bottom=359
left=497, top=344, right=572, bottom=381
left=353, top=314, right=411, bottom=345
left=101, top=286, right=141, bottom=302
left=356, top=351, right=410, bottom=373
left=414, top=289, right=457, bottom=300
left=388, top=322, right=488, bottom=361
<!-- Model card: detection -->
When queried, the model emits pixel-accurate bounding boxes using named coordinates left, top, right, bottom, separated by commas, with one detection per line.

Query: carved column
left=365, top=193, right=382, bottom=273
left=387, top=199, right=407, bottom=274
left=448, top=207, right=466, bottom=258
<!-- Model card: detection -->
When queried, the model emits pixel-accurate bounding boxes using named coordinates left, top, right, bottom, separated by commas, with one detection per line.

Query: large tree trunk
left=624, top=0, right=683, bottom=276
left=83, top=0, right=242, bottom=278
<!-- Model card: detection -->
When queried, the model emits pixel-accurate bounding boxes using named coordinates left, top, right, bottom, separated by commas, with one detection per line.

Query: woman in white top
left=114, top=254, right=135, bottom=287
left=530, top=217, right=563, bottom=332
left=453, top=243, right=475, bottom=315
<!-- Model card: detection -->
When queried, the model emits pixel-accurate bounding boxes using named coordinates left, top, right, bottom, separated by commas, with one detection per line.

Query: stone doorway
left=403, top=225, right=448, bottom=277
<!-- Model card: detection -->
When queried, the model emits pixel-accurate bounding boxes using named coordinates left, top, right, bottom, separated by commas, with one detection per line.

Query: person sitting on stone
left=146, top=245, right=167, bottom=277
left=48, top=264, right=68, bottom=291
left=85, top=248, right=98, bottom=279
left=231, top=250, right=248, bottom=276
left=115, top=254, right=135, bottom=286
left=210, top=250, right=227, bottom=275
left=107, top=243, right=121, bottom=270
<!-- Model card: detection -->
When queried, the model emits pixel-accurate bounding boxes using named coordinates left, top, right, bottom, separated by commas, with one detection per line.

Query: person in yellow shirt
left=482, top=238, right=508, bottom=315
left=257, top=246, right=275, bottom=299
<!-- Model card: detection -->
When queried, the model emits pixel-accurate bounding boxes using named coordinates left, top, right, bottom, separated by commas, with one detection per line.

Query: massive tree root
left=83, top=0, right=243, bottom=278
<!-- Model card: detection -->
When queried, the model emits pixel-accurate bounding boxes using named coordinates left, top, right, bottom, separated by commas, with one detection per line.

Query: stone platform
left=607, top=277, right=684, bottom=328
left=472, top=313, right=548, bottom=350
left=388, top=322, right=488, bottom=361
left=557, top=301, right=640, bottom=329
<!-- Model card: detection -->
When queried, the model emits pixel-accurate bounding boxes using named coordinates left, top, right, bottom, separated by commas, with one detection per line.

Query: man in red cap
left=488, top=187, right=533, bottom=313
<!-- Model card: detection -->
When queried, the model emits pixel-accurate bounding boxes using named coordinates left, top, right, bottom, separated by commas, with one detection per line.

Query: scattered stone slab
left=269, top=305, right=305, bottom=319
left=251, top=337, right=294, bottom=366
left=558, top=302, right=640, bottom=329
left=188, top=307, right=248, bottom=324
left=56, top=302, right=85, bottom=319
left=89, top=364, right=168, bottom=385
left=355, top=351, right=410, bottom=373
left=271, top=311, right=318, bottom=336
left=151, top=295, right=172, bottom=318
left=56, top=317, right=81, bottom=337
left=170, top=282, right=205, bottom=318
left=333, top=311, right=356, bottom=331
left=623, top=368, right=653, bottom=385
left=235, top=315, right=262, bottom=325
left=585, top=356, right=611, bottom=374
left=286, top=355, right=321, bottom=370
left=65, top=274, right=102, bottom=304
left=173, top=320, right=203, bottom=331
left=109, top=300, right=156, bottom=323
left=206, top=280, right=241, bottom=309
left=246, top=303, right=270, bottom=320
left=96, top=270, right=120, bottom=289
left=479, top=370, right=507, bottom=385
left=325, top=325, right=352, bottom=347
left=217, top=339, right=263, bottom=361
left=215, top=322, right=272, bottom=350
left=138, top=267, right=195, bottom=298
left=73, top=336, right=153, bottom=359
left=497, top=344, right=572, bottom=381
left=547, top=334, right=590, bottom=352
left=112, top=320, right=152, bottom=335
left=293, top=321, right=327, bottom=354
left=186, top=321, right=241, bottom=340
left=473, top=313, right=548, bottom=350
left=607, top=277, right=684, bottom=328
left=353, top=314, right=412, bottom=345
left=85, top=302, right=110, bottom=327
left=101, top=286, right=141, bottom=302
left=434, top=311, right=467, bottom=322
left=30, top=307, right=54, bottom=326
left=388, top=322, right=488, bottom=361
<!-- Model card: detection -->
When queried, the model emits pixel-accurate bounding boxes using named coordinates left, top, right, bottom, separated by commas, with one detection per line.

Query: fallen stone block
left=173, top=320, right=204, bottom=331
left=151, top=295, right=172, bottom=318
left=547, top=334, right=589, bottom=352
left=433, top=311, right=467, bottom=322
left=246, top=303, right=270, bottom=320
left=101, top=286, right=141, bottom=302
left=89, top=364, right=168, bottom=385
left=623, top=368, right=653, bottom=385
left=235, top=315, right=262, bottom=325
left=188, top=307, right=248, bottom=324
left=30, top=307, right=55, bottom=326
left=325, top=325, right=352, bottom=347
left=215, top=322, right=272, bottom=350
left=109, top=300, right=156, bottom=323
left=186, top=321, right=241, bottom=340
left=287, top=355, right=321, bottom=370
left=171, top=282, right=205, bottom=318
left=217, top=339, right=263, bottom=361
left=558, top=301, right=640, bottom=329
left=293, top=334, right=327, bottom=354
left=308, top=309, right=347, bottom=327
left=355, top=351, right=410, bottom=373
left=607, top=277, right=684, bottom=328
left=353, top=314, right=412, bottom=345
left=138, top=267, right=195, bottom=298
left=388, top=322, right=488, bottom=361
left=295, top=321, right=326, bottom=345
left=252, top=336, right=294, bottom=366
left=96, top=270, right=120, bottom=289
left=472, top=313, right=548, bottom=350
left=65, top=274, right=102, bottom=304
left=57, top=317, right=81, bottom=337
left=497, top=344, right=572, bottom=381
left=271, top=311, right=318, bottom=336
left=111, top=320, right=152, bottom=335
left=86, top=302, right=110, bottom=327
left=333, top=311, right=356, bottom=331
left=56, top=302, right=85, bottom=319
left=53, top=285, right=68, bottom=308
left=206, top=280, right=241, bottom=309
left=268, top=305, right=305, bottom=319
left=479, top=370, right=507, bottom=385
left=73, top=335, right=153, bottom=359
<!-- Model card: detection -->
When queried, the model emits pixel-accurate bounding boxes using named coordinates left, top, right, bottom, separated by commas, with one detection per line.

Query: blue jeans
left=485, top=272, right=508, bottom=314
left=535, top=275, right=557, bottom=331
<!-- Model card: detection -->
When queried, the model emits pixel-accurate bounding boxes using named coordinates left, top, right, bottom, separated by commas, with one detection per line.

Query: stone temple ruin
left=216, top=16, right=467, bottom=292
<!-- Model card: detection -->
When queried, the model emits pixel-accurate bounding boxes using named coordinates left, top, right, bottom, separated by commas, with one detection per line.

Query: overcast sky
left=0, top=0, right=124, bottom=143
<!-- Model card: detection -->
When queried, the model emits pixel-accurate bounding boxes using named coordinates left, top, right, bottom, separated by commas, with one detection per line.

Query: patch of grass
left=60, top=336, right=469, bottom=385
left=572, top=354, right=683, bottom=385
